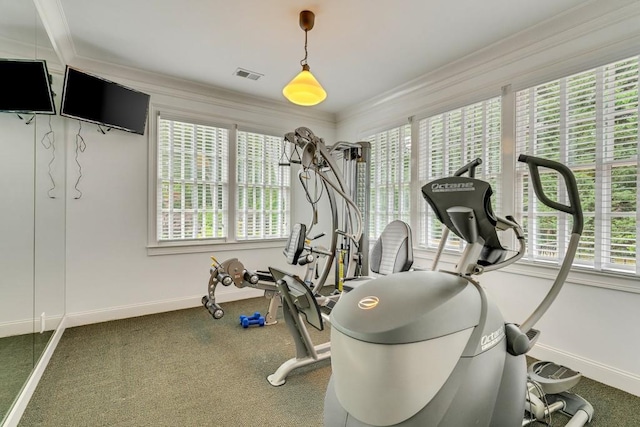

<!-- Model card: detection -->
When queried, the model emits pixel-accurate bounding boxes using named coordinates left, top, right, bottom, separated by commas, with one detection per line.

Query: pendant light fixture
left=282, top=10, right=327, bottom=106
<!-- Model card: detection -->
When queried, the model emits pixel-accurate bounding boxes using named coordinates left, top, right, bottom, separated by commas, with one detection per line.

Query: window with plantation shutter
left=236, top=130, right=290, bottom=240
left=515, top=56, right=639, bottom=275
left=154, top=115, right=291, bottom=247
left=366, top=124, right=411, bottom=240
left=417, top=97, right=502, bottom=251
left=157, top=117, right=228, bottom=241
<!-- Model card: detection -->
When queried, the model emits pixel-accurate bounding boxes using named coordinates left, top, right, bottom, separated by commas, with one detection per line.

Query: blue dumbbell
left=239, top=312, right=265, bottom=328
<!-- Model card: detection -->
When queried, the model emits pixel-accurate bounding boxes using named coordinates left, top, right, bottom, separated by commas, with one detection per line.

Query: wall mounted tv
left=61, top=66, right=150, bottom=135
left=0, top=59, right=56, bottom=115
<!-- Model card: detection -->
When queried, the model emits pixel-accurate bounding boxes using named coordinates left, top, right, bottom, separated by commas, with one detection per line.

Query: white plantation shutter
left=155, top=116, right=291, bottom=245
left=157, top=117, right=228, bottom=240
left=516, top=56, right=639, bottom=275
left=417, top=97, right=502, bottom=250
left=366, top=124, right=411, bottom=240
left=236, top=131, right=290, bottom=240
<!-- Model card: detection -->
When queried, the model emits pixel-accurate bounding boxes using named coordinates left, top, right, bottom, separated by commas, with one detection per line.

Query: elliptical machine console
left=324, top=155, right=586, bottom=426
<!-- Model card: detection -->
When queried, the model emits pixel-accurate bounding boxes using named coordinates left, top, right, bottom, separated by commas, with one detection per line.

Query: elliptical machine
left=324, top=155, right=590, bottom=426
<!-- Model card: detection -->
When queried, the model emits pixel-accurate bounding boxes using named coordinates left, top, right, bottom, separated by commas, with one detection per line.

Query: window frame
left=146, top=105, right=292, bottom=255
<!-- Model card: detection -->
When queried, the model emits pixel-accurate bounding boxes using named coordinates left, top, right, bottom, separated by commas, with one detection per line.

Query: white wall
left=337, top=1, right=640, bottom=396
left=0, top=42, right=66, bottom=337
left=34, top=73, right=66, bottom=332
left=0, top=111, right=36, bottom=333
left=0, top=102, right=66, bottom=338
left=484, top=268, right=640, bottom=393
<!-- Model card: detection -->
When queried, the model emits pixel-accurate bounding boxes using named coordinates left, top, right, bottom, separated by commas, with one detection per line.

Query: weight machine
left=201, top=127, right=370, bottom=321
left=201, top=127, right=372, bottom=385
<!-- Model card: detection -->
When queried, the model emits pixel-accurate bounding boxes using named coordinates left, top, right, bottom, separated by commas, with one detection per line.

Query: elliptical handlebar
left=516, top=155, right=583, bottom=335
left=518, top=154, right=583, bottom=235
left=454, top=157, right=482, bottom=178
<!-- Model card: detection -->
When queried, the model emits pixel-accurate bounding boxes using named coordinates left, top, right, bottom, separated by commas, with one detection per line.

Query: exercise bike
left=323, top=155, right=593, bottom=426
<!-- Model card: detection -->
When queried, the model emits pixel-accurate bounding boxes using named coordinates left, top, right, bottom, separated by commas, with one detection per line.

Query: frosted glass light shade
left=282, top=67, right=327, bottom=106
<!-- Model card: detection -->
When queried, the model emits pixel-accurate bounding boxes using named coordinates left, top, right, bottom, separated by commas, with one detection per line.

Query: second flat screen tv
left=61, top=66, right=150, bottom=135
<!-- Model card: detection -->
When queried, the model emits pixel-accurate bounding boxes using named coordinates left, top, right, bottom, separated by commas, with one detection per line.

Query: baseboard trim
left=530, top=342, right=640, bottom=397
left=0, top=319, right=35, bottom=338
left=65, top=288, right=264, bottom=328
left=0, top=315, right=64, bottom=339
left=2, top=316, right=68, bottom=427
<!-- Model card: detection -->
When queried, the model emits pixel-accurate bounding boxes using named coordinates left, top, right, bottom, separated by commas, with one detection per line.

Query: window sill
left=501, top=261, right=639, bottom=294
left=413, top=247, right=640, bottom=295
left=147, top=238, right=288, bottom=256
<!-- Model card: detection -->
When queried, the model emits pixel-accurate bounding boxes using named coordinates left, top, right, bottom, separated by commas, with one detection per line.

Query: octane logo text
left=431, top=182, right=475, bottom=192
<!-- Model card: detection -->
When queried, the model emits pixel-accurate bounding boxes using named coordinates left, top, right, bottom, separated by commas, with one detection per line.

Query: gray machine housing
left=325, top=271, right=526, bottom=426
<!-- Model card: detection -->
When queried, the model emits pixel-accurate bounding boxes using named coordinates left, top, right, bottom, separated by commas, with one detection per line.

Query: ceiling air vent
left=233, top=68, right=263, bottom=81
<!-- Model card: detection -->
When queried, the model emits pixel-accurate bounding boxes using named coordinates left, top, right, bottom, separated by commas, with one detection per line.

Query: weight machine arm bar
left=290, top=127, right=363, bottom=246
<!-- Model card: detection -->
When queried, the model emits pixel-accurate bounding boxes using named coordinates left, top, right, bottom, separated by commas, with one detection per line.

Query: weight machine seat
left=421, top=177, right=507, bottom=266
left=344, top=220, right=413, bottom=292
left=270, top=267, right=323, bottom=331
left=283, top=223, right=306, bottom=265
left=370, top=220, right=414, bottom=275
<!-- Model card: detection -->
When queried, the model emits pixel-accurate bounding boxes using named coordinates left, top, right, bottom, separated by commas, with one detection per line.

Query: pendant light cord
left=300, top=30, right=308, bottom=67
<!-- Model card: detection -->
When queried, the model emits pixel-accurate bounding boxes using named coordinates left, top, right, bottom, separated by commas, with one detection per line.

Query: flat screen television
left=61, top=66, right=150, bottom=135
left=0, top=59, right=56, bottom=115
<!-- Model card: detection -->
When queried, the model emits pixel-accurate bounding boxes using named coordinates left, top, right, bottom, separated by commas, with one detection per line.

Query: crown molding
left=33, top=0, right=75, bottom=65
left=0, top=36, right=36, bottom=58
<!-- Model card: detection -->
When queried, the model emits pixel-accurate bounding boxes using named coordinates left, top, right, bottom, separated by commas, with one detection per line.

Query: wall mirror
left=0, top=0, right=66, bottom=423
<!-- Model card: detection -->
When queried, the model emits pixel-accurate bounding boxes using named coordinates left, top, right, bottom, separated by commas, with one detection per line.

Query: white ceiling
left=17, top=0, right=596, bottom=113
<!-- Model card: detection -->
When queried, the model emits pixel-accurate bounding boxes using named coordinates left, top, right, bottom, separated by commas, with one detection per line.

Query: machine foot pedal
left=528, top=361, right=582, bottom=394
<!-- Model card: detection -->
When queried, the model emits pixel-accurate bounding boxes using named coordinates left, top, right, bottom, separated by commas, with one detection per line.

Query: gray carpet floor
left=17, top=297, right=640, bottom=426
left=20, top=298, right=330, bottom=427
left=1, top=332, right=53, bottom=422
